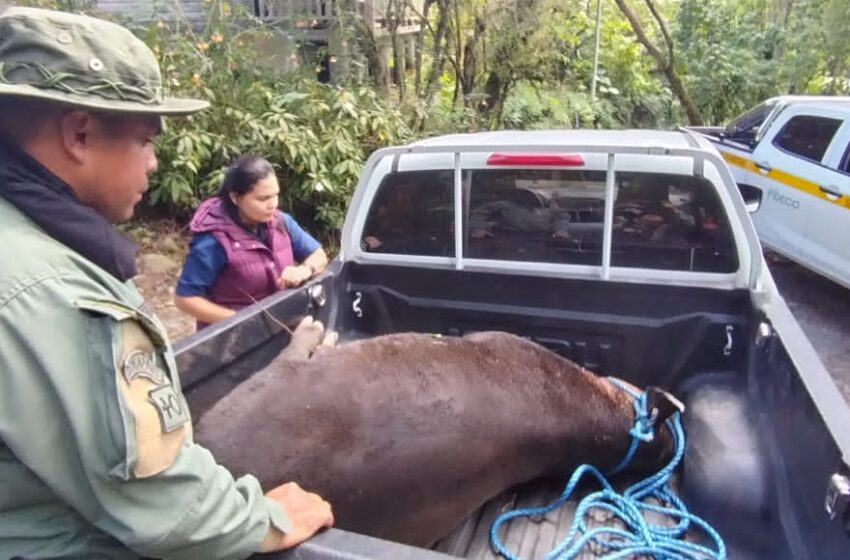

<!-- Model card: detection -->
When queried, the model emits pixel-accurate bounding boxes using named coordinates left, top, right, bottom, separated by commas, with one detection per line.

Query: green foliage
left=674, top=0, right=776, bottom=123
left=500, top=84, right=619, bottom=130
left=139, top=15, right=414, bottom=234
left=675, top=0, right=850, bottom=124
left=17, top=0, right=850, bottom=239
left=491, top=1, right=674, bottom=130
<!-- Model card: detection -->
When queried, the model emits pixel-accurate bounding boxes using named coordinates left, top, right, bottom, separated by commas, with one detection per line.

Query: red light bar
left=486, top=153, right=585, bottom=166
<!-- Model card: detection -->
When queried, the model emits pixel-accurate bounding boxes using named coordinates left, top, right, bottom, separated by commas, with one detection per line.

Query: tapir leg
left=277, top=316, right=326, bottom=360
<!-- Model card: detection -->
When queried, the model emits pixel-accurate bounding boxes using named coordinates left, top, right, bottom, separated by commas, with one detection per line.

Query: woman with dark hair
left=175, top=155, right=328, bottom=329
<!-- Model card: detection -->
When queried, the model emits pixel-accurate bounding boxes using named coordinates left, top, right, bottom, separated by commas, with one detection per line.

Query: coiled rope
left=490, top=378, right=726, bottom=560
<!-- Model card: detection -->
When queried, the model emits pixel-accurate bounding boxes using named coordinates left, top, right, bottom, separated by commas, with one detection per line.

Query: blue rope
left=489, top=378, right=726, bottom=560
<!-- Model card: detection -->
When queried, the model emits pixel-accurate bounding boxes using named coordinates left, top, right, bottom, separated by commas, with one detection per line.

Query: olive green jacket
left=0, top=195, right=288, bottom=559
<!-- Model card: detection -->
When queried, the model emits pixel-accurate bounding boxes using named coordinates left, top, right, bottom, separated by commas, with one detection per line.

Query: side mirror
left=738, top=184, right=763, bottom=213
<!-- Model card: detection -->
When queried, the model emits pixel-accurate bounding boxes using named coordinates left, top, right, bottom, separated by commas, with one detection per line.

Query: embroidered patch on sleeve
left=117, top=320, right=190, bottom=478
left=148, top=384, right=191, bottom=433
left=121, top=349, right=189, bottom=433
left=122, top=350, right=167, bottom=385
left=75, top=296, right=191, bottom=478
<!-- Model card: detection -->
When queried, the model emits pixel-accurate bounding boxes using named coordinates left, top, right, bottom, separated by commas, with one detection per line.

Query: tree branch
left=614, top=0, right=703, bottom=125
left=613, top=0, right=667, bottom=67
left=643, top=0, right=674, bottom=62
left=405, top=0, right=437, bottom=40
left=453, top=0, right=462, bottom=105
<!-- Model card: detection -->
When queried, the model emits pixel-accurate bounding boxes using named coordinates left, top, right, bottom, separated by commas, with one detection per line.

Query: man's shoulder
left=0, top=197, right=76, bottom=262
left=0, top=196, right=74, bottom=266
left=0, top=198, right=132, bottom=308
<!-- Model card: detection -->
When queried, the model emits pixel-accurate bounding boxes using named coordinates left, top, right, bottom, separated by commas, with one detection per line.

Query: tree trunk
left=783, top=0, right=795, bottom=29
left=613, top=0, right=704, bottom=125
left=460, top=17, right=486, bottom=98
left=386, top=0, right=406, bottom=101
left=423, top=0, right=451, bottom=105
left=493, top=79, right=512, bottom=128
left=414, top=0, right=433, bottom=97
left=355, top=17, right=389, bottom=90
left=664, top=65, right=702, bottom=126
left=478, top=0, right=537, bottom=120
left=452, top=0, right=463, bottom=106
left=483, top=71, right=503, bottom=117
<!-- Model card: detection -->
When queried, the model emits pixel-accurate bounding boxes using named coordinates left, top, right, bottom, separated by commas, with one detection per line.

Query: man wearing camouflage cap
left=0, top=7, right=332, bottom=559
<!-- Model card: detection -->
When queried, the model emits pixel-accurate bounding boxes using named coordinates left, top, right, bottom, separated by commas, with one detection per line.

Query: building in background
left=0, top=0, right=423, bottom=83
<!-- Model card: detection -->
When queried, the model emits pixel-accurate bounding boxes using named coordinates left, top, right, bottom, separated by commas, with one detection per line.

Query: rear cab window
left=360, top=170, right=455, bottom=257
left=357, top=160, right=739, bottom=274
left=464, top=169, right=737, bottom=272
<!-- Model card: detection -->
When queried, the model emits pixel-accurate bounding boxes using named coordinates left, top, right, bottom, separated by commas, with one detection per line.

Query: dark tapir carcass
left=194, top=326, right=676, bottom=547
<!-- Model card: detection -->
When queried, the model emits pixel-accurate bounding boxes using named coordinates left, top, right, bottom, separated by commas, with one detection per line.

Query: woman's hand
left=280, top=264, right=314, bottom=288
left=362, top=235, right=383, bottom=250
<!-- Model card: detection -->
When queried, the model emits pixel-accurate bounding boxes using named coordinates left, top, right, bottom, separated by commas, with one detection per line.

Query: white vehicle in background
left=687, top=95, right=850, bottom=289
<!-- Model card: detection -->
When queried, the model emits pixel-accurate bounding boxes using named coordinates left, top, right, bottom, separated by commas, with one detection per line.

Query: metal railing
left=242, top=0, right=424, bottom=31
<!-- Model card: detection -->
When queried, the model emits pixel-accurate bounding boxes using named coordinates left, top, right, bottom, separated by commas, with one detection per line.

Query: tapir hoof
left=280, top=316, right=326, bottom=360
left=312, top=331, right=339, bottom=357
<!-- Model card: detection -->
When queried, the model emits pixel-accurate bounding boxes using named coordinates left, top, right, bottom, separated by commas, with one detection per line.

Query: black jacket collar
left=0, top=138, right=138, bottom=281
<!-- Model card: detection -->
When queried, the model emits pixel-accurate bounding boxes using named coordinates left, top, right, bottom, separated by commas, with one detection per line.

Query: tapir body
left=194, top=331, right=674, bottom=547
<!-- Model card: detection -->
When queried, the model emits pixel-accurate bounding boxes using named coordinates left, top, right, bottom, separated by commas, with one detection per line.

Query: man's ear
left=58, top=110, right=95, bottom=164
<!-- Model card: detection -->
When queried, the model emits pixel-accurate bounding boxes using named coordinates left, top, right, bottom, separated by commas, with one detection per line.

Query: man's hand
left=266, top=482, right=334, bottom=550
left=470, top=229, right=493, bottom=239
left=362, top=235, right=383, bottom=250
left=638, top=213, right=665, bottom=226
left=552, top=229, right=571, bottom=241
left=280, top=265, right=313, bottom=288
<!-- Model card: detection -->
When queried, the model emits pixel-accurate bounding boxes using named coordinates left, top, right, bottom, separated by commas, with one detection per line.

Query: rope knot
left=629, top=392, right=656, bottom=443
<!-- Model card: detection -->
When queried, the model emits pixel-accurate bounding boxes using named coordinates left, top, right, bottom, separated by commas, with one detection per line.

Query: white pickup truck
left=176, top=129, right=850, bottom=560
left=687, top=95, right=850, bottom=290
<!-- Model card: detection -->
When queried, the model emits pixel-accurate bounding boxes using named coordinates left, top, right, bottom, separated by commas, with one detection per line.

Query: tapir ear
left=646, top=387, right=686, bottom=423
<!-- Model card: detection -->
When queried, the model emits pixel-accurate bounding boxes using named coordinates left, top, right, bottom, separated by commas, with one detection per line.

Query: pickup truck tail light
left=486, top=153, right=585, bottom=166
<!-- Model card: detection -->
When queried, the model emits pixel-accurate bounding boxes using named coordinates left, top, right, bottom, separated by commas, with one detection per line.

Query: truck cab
left=689, top=96, right=850, bottom=290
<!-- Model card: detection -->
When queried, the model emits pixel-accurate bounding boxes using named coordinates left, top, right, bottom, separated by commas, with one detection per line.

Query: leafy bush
left=139, top=16, right=414, bottom=236
left=21, top=0, right=850, bottom=242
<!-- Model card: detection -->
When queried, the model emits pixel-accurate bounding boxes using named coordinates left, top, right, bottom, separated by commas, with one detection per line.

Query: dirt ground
left=766, top=251, right=850, bottom=405
left=126, top=218, right=196, bottom=342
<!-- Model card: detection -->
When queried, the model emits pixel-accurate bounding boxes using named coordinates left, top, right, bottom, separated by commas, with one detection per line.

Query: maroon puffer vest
left=189, top=197, right=294, bottom=328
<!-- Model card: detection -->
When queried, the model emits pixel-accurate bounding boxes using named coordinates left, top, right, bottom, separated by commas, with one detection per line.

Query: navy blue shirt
left=176, top=212, right=321, bottom=297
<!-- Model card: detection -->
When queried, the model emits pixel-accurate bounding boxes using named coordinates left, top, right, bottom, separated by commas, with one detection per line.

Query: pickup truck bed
left=175, top=261, right=845, bottom=559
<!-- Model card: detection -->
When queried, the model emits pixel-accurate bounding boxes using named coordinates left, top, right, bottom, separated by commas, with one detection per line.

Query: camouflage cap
left=0, top=7, right=208, bottom=115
